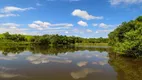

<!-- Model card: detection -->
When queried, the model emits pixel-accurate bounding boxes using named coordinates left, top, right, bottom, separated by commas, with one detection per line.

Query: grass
left=75, top=43, right=108, bottom=47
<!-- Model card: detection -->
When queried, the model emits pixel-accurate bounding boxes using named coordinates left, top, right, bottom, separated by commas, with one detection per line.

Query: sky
left=0, top=0, right=142, bottom=38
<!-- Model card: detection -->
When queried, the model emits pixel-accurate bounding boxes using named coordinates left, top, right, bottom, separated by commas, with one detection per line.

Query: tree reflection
left=0, top=45, right=110, bottom=55
left=108, top=53, right=142, bottom=80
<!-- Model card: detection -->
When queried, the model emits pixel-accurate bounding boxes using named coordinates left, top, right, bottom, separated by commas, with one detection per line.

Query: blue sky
left=0, top=0, right=142, bottom=38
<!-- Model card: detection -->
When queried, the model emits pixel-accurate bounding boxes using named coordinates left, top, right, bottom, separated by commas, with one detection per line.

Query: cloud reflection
left=26, top=54, right=72, bottom=64
left=0, top=66, right=15, bottom=71
left=0, top=52, right=18, bottom=60
left=92, top=60, right=108, bottom=66
left=71, top=68, right=102, bottom=79
left=77, top=61, right=88, bottom=67
left=0, top=72, right=22, bottom=78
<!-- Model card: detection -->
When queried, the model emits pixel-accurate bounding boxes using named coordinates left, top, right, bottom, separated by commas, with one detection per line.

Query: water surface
left=0, top=46, right=141, bottom=80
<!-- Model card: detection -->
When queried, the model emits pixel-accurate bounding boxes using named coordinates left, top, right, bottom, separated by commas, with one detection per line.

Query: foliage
left=2, top=32, right=27, bottom=42
left=108, top=16, right=142, bottom=57
left=0, top=32, right=108, bottom=46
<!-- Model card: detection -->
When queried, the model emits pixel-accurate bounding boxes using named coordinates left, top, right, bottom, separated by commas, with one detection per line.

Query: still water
left=0, top=46, right=142, bottom=80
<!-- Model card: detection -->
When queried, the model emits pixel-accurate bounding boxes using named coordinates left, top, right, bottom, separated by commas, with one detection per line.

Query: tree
left=108, top=16, right=142, bottom=57
left=3, top=32, right=11, bottom=39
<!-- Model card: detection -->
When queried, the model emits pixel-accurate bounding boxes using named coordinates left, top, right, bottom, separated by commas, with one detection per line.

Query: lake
left=0, top=45, right=142, bottom=80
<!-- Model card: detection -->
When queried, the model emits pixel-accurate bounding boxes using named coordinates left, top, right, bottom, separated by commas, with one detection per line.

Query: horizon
left=0, top=0, right=142, bottom=38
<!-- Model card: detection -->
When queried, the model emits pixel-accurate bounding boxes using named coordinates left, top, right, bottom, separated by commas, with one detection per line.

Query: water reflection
left=0, top=72, right=19, bottom=78
left=108, top=53, right=142, bottom=80
left=0, top=52, right=17, bottom=60
left=0, top=66, right=22, bottom=79
left=71, top=68, right=102, bottom=79
left=0, top=45, right=110, bottom=55
left=0, top=45, right=141, bottom=80
left=26, top=54, right=72, bottom=64
left=77, top=61, right=88, bottom=67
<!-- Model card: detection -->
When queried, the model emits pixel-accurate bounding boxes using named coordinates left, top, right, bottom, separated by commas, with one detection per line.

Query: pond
left=0, top=46, right=142, bottom=80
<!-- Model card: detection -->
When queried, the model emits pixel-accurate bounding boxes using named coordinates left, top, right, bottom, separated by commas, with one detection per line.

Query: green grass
left=75, top=43, right=108, bottom=47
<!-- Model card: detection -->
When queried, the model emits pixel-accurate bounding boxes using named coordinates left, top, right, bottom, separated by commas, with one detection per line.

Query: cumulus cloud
left=109, top=0, right=142, bottom=5
left=36, top=3, right=42, bottom=6
left=0, top=23, right=20, bottom=29
left=0, top=6, right=34, bottom=18
left=72, top=9, right=103, bottom=20
left=65, top=31, right=69, bottom=34
left=28, top=21, right=51, bottom=30
left=0, top=23, right=28, bottom=34
left=46, top=0, right=80, bottom=2
left=95, top=30, right=113, bottom=33
left=51, top=23, right=73, bottom=27
left=92, top=23, right=116, bottom=28
left=69, top=0, right=80, bottom=2
left=99, top=23, right=113, bottom=28
left=92, top=23, right=98, bottom=27
left=28, top=20, right=73, bottom=30
left=77, top=20, right=88, bottom=27
left=86, top=29, right=92, bottom=33
left=1, top=6, right=34, bottom=13
left=0, top=13, right=19, bottom=18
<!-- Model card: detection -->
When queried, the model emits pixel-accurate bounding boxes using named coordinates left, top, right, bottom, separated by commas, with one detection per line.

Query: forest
left=108, top=16, right=142, bottom=57
left=0, top=32, right=108, bottom=46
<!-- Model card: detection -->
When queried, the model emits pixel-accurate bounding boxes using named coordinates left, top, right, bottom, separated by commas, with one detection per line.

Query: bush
left=108, top=16, right=142, bottom=57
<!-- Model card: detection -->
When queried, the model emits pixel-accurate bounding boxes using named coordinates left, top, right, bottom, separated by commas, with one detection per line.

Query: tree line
left=108, top=16, right=142, bottom=57
left=0, top=32, right=108, bottom=46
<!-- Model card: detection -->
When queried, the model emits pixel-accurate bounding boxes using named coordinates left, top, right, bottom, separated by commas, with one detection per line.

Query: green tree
left=108, top=16, right=142, bottom=57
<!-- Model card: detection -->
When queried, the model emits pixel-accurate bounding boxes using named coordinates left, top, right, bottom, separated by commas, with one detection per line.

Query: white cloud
left=95, top=30, right=113, bottom=33
left=0, top=23, right=20, bottom=29
left=92, top=23, right=98, bottom=27
left=86, top=29, right=92, bottom=33
left=99, top=23, right=110, bottom=28
left=0, top=6, right=34, bottom=18
left=0, top=13, right=19, bottom=18
left=69, top=0, right=80, bottom=2
left=77, top=20, right=88, bottom=27
left=46, top=0, right=80, bottom=2
left=72, top=9, right=103, bottom=20
left=28, top=21, right=51, bottom=30
left=51, top=23, right=73, bottom=27
left=36, top=3, right=42, bottom=6
left=92, top=23, right=116, bottom=28
left=109, top=0, right=142, bottom=5
left=0, top=23, right=28, bottom=34
left=1, top=6, right=34, bottom=13
left=0, top=27, right=28, bottom=35
left=65, top=31, right=69, bottom=34
left=28, top=20, right=73, bottom=30
left=99, top=23, right=118, bottom=28
left=46, top=0, right=56, bottom=1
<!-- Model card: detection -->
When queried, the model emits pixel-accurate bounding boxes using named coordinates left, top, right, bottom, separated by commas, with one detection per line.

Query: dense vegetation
left=108, top=16, right=142, bottom=57
left=0, top=32, right=108, bottom=46
left=0, top=45, right=110, bottom=55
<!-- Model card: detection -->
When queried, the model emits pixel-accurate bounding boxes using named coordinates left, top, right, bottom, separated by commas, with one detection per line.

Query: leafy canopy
left=108, top=16, right=142, bottom=57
